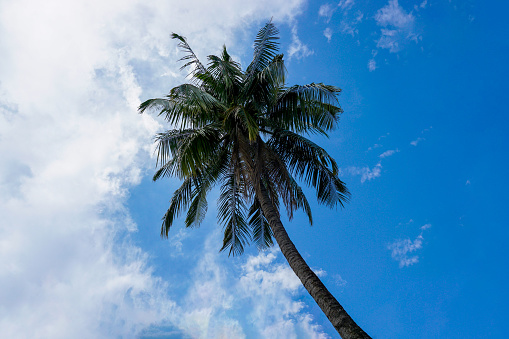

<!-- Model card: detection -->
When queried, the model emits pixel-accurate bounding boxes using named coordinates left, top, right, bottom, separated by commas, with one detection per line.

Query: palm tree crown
left=140, top=23, right=349, bottom=255
left=140, top=22, right=370, bottom=339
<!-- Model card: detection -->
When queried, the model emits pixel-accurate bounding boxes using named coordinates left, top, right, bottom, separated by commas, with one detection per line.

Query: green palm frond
left=166, top=84, right=224, bottom=127
left=138, top=98, right=171, bottom=115
left=223, top=106, right=259, bottom=141
left=154, top=124, right=222, bottom=177
left=206, top=46, right=243, bottom=102
left=171, top=33, right=207, bottom=77
left=153, top=157, right=179, bottom=181
left=139, top=85, right=224, bottom=128
left=244, top=54, right=286, bottom=113
left=246, top=21, right=280, bottom=76
left=161, top=176, right=195, bottom=237
left=268, top=129, right=349, bottom=207
left=248, top=198, right=274, bottom=250
left=270, top=83, right=343, bottom=133
left=218, top=171, right=250, bottom=256
left=185, top=180, right=209, bottom=228
left=288, top=175, right=313, bottom=224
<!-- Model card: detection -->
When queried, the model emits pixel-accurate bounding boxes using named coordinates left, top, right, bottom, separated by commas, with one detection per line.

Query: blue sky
left=1, top=0, right=507, bottom=338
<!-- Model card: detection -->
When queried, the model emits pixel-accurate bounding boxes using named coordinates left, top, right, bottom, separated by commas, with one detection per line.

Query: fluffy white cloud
left=324, top=27, right=334, bottom=42
left=374, top=0, right=419, bottom=53
left=388, top=223, right=431, bottom=267
left=368, top=58, right=377, bottom=71
left=420, top=223, right=432, bottom=231
left=319, top=3, right=337, bottom=23
left=379, top=149, right=399, bottom=159
left=388, top=236, right=423, bottom=267
left=0, top=0, right=306, bottom=337
left=410, top=137, right=425, bottom=146
left=146, top=230, right=331, bottom=338
left=342, top=148, right=398, bottom=182
left=288, top=26, right=314, bottom=59
left=238, top=249, right=330, bottom=339
left=343, top=163, right=382, bottom=183
left=338, top=0, right=355, bottom=11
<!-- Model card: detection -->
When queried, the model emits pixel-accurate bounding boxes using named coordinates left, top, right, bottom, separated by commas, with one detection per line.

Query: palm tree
left=139, top=22, right=371, bottom=339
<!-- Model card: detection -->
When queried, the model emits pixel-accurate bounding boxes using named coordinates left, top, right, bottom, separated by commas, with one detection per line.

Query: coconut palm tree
left=139, top=22, right=371, bottom=339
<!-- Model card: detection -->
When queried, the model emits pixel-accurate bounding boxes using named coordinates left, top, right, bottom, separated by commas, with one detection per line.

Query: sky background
left=1, top=0, right=508, bottom=338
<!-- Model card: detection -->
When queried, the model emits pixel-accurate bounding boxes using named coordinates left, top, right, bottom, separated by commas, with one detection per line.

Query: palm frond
left=166, top=84, right=224, bottom=127
left=153, top=157, right=179, bottom=181
left=218, top=171, right=250, bottom=256
left=223, top=106, right=259, bottom=142
left=138, top=98, right=171, bottom=115
left=248, top=198, right=274, bottom=250
left=256, top=54, right=286, bottom=94
left=206, top=46, right=243, bottom=102
left=185, top=180, right=209, bottom=228
left=259, top=139, right=313, bottom=221
left=244, top=54, right=286, bottom=114
left=268, top=129, right=350, bottom=207
left=288, top=176, right=313, bottom=224
left=161, top=176, right=195, bottom=237
left=246, top=22, right=280, bottom=77
left=154, top=124, right=222, bottom=177
left=171, top=33, right=207, bottom=77
left=139, top=85, right=224, bottom=129
left=270, top=83, right=343, bottom=133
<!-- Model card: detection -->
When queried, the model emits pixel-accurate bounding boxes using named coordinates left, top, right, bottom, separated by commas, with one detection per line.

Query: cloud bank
left=0, top=0, right=313, bottom=337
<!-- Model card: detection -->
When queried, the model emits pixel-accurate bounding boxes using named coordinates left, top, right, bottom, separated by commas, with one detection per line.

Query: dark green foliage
left=140, top=22, right=349, bottom=255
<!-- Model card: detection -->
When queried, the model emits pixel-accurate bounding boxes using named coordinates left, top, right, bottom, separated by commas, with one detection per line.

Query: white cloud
left=152, top=231, right=331, bottom=338
left=338, top=0, right=355, bottom=11
left=410, top=137, right=425, bottom=146
left=388, top=223, right=431, bottom=267
left=344, top=162, right=382, bottom=183
left=420, top=223, right=432, bottom=231
left=347, top=136, right=400, bottom=182
left=379, top=149, right=399, bottom=158
left=375, top=0, right=414, bottom=27
left=333, top=274, right=348, bottom=289
left=172, top=234, right=244, bottom=338
left=361, top=163, right=382, bottom=182
left=324, top=27, right=333, bottom=42
left=335, top=0, right=363, bottom=38
left=414, top=0, right=428, bottom=11
left=410, top=126, right=432, bottom=146
left=388, top=236, right=422, bottom=267
left=367, top=143, right=382, bottom=151
left=0, top=0, right=306, bottom=337
left=339, top=21, right=357, bottom=37
left=318, top=3, right=336, bottom=23
left=374, top=0, right=419, bottom=53
left=168, top=228, right=190, bottom=256
left=367, top=59, right=377, bottom=71
left=238, top=248, right=330, bottom=339
left=288, top=25, right=314, bottom=59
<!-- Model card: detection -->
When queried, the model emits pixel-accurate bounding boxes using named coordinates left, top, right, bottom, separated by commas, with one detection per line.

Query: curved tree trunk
left=257, top=183, right=371, bottom=339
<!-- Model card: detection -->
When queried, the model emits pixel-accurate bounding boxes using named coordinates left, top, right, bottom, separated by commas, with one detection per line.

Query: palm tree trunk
left=257, top=183, right=371, bottom=339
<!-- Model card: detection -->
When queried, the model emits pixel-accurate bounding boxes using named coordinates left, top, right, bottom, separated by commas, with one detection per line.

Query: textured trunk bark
left=257, top=183, right=371, bottom=339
